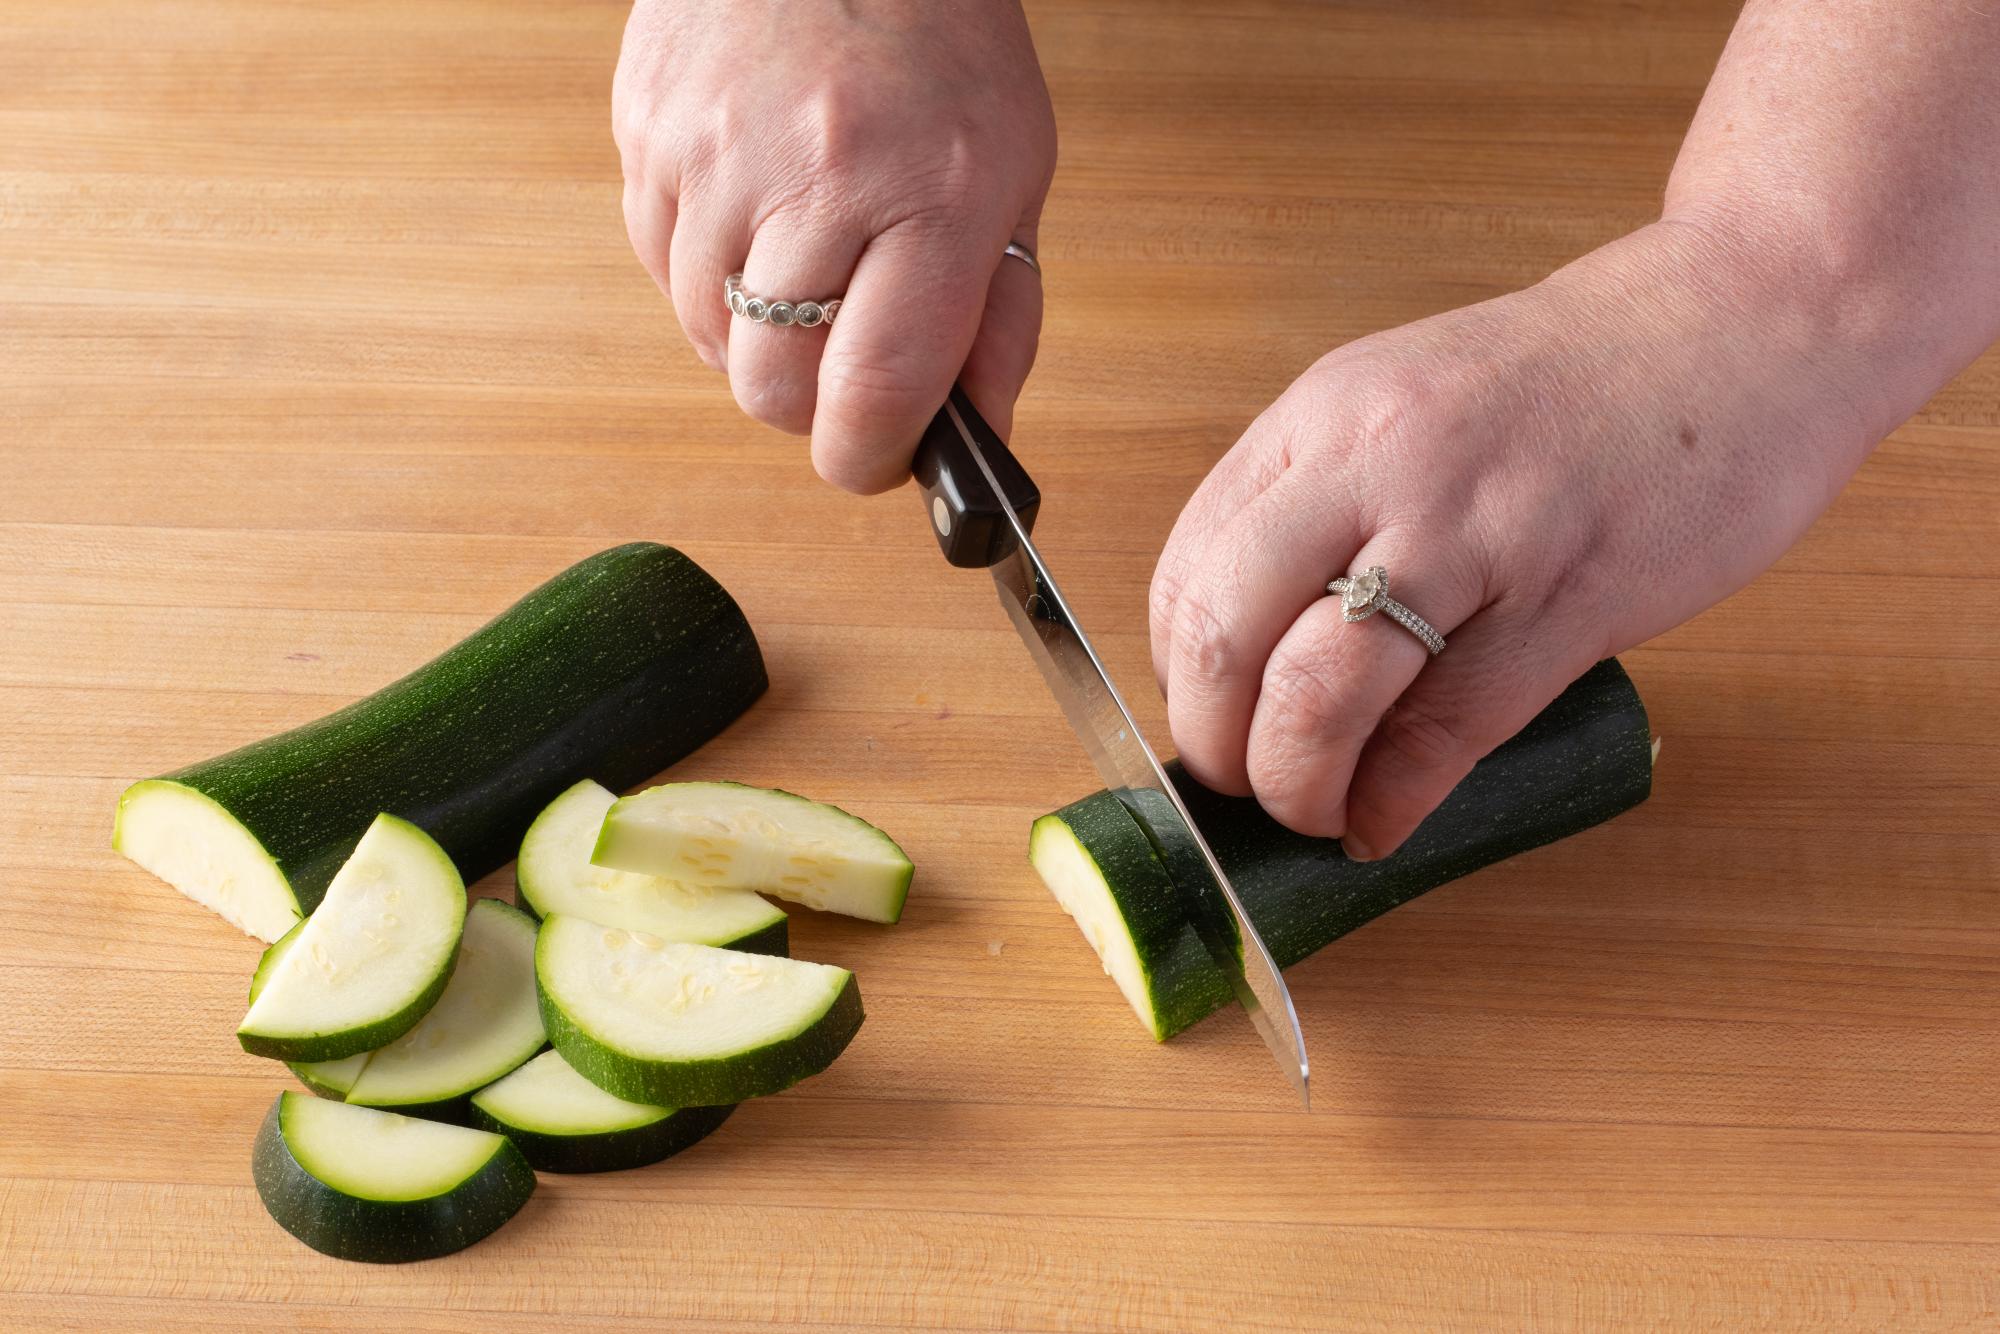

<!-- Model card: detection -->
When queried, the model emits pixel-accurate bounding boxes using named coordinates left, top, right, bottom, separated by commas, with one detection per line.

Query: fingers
left=622, top=180, right=679, bottom=311
left=727, top=214, right=866, bottom=434
left=1161, top=468, right=1368, bottom=796
left=667, top=191, right=754, bottom=373
left=813, top=212, right=1017, bottom=493
left=1242, top=537, right=1485, bottom=839
left=954, top=231, right=1044, bottom=444
left=1339, top=601, right=1598, bottom=861
left=1147, top=418, right=1293, bottom=694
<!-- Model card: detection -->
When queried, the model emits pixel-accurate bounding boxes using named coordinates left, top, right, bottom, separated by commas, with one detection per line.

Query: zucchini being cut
left=594, top=782, right=913, bottom=924
left=519, top=779, right=787, bottom=954
left=536, top=914, right=863, bottom=1106
left=1032, top=658, right=1655, bottom=1039
left=114, top=543, right=768, bottom=941
left=237, top=815, right=465, bottom=1063
left=470, top=1049, right=733, bottom=1174
left=252, top=1091, right=534, bottom=1263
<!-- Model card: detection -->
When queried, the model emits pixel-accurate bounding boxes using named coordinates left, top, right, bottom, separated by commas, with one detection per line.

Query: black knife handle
left=911, top=384, right=1040, bottom=568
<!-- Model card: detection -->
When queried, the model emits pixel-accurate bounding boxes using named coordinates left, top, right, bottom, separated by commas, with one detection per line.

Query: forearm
left=1660, top=0, right=2000, bottom=448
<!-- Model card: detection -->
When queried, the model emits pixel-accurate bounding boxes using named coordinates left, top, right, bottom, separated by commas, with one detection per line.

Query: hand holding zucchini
left=1033, top=659, right=1654, bottom=1039
left=115, top=543, right=767, bottom=941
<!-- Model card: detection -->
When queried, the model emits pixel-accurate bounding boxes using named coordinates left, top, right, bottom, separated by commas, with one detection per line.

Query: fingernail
left=1342, top=835, right=1375, bottom=863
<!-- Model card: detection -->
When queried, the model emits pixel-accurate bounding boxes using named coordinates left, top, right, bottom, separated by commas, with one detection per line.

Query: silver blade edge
left=945, top=401, right=1309, bottom=1107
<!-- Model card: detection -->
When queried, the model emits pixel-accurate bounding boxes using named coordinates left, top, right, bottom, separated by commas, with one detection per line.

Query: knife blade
left=911, top=385, right=1310, bottom=1107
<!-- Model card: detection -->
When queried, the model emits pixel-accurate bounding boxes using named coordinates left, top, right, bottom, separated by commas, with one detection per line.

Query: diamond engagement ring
left=723, top=274, right=841, bottom=328
left=1327, top=565, right=1446, bottom=655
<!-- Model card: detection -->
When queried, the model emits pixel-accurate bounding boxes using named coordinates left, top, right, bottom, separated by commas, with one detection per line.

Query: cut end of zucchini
left=594, top=781, right=912, bottom=924
left=519, top=779, right=788, bottom=952
left=253, top=1092, right=535, bottom=1262
left=537, top=913, right=863, bottom=1106
left=1029, top=813, right=1163, bottom=1040
left=238, top=814, right=466, bottom=1063
left=114, top=779, right=301, bottom=942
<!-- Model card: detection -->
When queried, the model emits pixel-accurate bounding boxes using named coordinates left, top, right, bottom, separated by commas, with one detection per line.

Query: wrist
left=1532, top=215, right=1903, bottom=485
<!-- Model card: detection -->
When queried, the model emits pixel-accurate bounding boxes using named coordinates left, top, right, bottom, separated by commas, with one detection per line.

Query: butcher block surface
left=4, top=1, right=1998, bottom=1328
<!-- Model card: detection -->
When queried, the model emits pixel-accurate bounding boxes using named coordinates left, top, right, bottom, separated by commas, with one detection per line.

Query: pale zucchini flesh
left=593, top=781, right=913, bottom=924
left=249, top=922, right=372, bottom=1097
left=343, top=898, right=545, bottom=1114
left=114, top=779, right=301, bottom=942
left=237, top=814, right=466, bottom=1063
left=518, top=779, right=786, bottom=953
left=536, top=914, right=863, bottom=1106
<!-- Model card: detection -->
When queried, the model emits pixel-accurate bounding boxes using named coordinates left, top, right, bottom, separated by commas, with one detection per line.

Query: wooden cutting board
left=4, top=1, right=1997, bottom=1328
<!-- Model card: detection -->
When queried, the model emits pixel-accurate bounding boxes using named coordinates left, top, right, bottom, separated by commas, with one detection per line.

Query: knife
left=911, top=384, right=1311, bottom=1107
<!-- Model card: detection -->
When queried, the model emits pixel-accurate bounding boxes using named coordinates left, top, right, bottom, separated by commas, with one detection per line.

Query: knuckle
left=731, top=366, right=816, bottom=436
left=1169, top=591, right=1242, bottom=692
left=1256, top=647, right=1370, bottom=756
left=818, top=349, right=937, bottom=423
left=1374, top=698, right=1476, bottom=772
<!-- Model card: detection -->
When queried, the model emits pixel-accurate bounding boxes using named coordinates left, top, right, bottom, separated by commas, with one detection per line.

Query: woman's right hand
left=614, top=0, right=1057, bottom=492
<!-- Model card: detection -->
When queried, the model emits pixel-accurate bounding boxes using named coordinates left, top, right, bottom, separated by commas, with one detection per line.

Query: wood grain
left=4, top=1, right=1998, bottom=1328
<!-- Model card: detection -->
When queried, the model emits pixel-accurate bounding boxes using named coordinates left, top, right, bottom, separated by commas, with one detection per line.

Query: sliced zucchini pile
left=594, top=781, right=913, bottom=924
left=252, top=1091, right=534, bottom=1263
left=470, top=1049, right=734, bottom=1174
left=111, top=548, right=909, bottom=1264
left=519, top=779, right=787, bottom=954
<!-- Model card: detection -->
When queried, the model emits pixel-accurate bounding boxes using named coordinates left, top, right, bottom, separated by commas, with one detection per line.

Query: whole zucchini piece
left=114, top=543, right=768, bottom=941
left=1031, top=658, right=1653, bottom=1039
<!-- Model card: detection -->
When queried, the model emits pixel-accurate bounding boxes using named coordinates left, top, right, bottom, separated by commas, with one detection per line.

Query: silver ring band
left=726, top=243, right=1038, bottom=327
left=1326, top=565, right=1446, bottom=655
left=723, top=273, right=841, bottom=328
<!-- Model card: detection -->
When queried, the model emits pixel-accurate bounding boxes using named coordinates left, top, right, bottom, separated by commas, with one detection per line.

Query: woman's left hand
left=1149, top=218, right=1877, bottom=859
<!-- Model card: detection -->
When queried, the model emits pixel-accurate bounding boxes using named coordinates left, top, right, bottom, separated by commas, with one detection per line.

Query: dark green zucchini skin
left=159, top=543, right=766, bottom=913
left=468, top=1101, right=734, bottom=1175
left=1051, top=658, right=1653, bottom=1038
left=250, top=1094, right=536, bottom=1263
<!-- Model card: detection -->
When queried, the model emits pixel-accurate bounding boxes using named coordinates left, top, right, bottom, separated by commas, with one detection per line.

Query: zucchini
left=519, top=779, right=787, bottom=954
left=247, top=923, right=371, bottom=1098
left=536, top=914, right=863, bottom=1106
left=250, top=899, right=543, bottom=1113
left=114, top=543, right=768, bottom=941
left=469, top=1048, right=734, bottom=1174
left=252, top=1091, right=534, bottom=1263
left=342, top=899, right=545, bottom=1118
left=1030, top=658, right=1654, bottom=1039
left=593, top=782, right=913, bottom=925
left=237, top=815, right=465, bottom=1063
